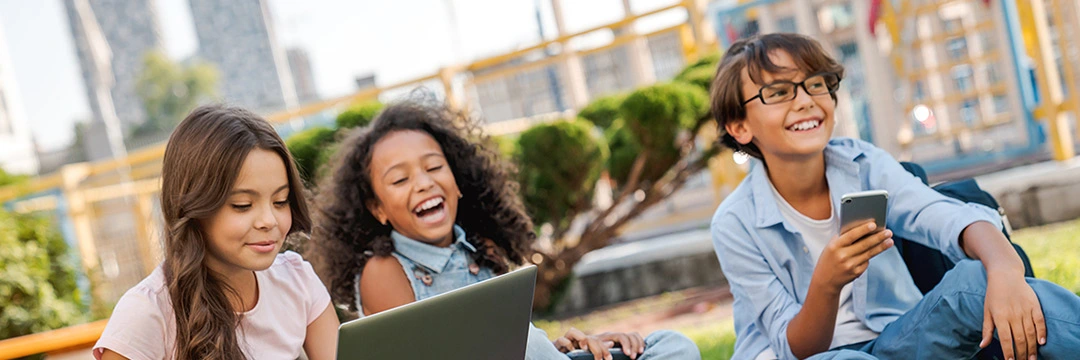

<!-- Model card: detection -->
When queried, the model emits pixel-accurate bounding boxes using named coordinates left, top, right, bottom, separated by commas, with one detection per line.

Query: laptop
left=336, top=265, right=537, bottom=360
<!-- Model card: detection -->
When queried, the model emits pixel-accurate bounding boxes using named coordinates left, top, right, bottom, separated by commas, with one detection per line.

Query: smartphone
left=839, top=190, right=888, bottom=234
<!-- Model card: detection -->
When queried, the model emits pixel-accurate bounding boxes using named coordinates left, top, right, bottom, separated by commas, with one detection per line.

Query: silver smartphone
left=840, top=190, right=888, bottom=234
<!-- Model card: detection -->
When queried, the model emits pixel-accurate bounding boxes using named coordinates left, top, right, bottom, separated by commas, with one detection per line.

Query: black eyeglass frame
left=740, top=72, right=842, bottom=106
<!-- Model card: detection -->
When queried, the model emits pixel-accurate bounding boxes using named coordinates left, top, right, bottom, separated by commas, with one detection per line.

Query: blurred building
left=66, top=0, right=161, bottom=132
left=188, top=0, right=297, bottom=112
left=286, top=48, right=318, bottom=103
left=62, top=0, right=149, bottom=161
left=0, top=23, right=39, bottom=175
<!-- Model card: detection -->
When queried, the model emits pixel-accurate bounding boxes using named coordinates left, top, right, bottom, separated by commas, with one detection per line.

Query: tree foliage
left=0, top=210, right=86, bottom=340
left=131, top=51, right=218, bottom=139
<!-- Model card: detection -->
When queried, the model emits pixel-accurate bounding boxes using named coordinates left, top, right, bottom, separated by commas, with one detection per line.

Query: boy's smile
left=728, top=49, right=837, bottom=162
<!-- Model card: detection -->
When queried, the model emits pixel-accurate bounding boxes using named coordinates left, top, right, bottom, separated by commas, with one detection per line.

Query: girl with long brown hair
left=93, top=105, right=339, bottom=360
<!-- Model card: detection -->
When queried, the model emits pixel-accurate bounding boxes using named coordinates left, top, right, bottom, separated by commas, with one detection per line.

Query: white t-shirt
left=93, top=251, right=331, bottom=360
left=755, top=184, right=879, bottom=359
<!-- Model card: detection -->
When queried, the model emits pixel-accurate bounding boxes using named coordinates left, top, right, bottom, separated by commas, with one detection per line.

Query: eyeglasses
left=741, top=72, right=841, bottom=106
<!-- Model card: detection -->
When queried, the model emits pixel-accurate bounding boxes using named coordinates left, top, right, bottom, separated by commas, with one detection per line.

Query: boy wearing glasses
left=708, top=33, right=1080, bottom=360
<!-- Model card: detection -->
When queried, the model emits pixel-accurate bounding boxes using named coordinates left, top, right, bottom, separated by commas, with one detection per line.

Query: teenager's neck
left=762, top=151, right=831, bottom=217
left=207, top=261, right=259, bottom=313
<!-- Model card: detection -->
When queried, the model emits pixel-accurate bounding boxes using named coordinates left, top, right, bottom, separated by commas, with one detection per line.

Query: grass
left=540, top=218, right=1080, bottom=359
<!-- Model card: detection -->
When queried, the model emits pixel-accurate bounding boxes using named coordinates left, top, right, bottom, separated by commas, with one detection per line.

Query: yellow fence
left=0, top=1, right=719, bottom=358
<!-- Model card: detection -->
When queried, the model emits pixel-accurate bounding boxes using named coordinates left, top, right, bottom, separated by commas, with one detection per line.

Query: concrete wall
left=551, top=228, right=724, bottom=317
left=977, top=158, right=1080, bottom=230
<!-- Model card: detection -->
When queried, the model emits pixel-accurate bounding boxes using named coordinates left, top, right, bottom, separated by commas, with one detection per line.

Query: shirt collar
left=390, top=225, right=474, bottom=273
left=747, top=139, right=866, bottom=229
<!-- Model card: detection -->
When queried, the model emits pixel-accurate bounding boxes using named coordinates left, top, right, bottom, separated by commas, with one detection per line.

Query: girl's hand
left=593, top=331, right=645, bottom=359
left=813, top=221, right=894, bottom=291
left=981, top=271, right=1046, bottom=360
left=553, top=328, right=615, bottom=360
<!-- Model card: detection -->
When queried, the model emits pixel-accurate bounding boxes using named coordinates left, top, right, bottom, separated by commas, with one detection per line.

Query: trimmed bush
left=674, top=52, right=721, bottom=80
left=515, top=119, right=608, bottom=229
left=335, top=101, right=384, bottom=130
left=605, top=119, right=680, bottom=187
left=578, top=93, right=626, bottom=130
left=619, top=82, right=709, bottom=149
left=285, top=126, right=337, bottom=183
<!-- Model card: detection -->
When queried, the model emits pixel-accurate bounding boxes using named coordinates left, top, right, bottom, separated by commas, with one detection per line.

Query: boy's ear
left=725, top=119, right=754, bottom=145
left=366, top=199, right=388, bottom=226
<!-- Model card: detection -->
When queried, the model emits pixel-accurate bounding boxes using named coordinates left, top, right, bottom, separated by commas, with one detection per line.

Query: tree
left=517, top=72, right=717, bottom=310
left=130, top=51, right=218, bottom=140
left=0, top=209, right=86, bottom=340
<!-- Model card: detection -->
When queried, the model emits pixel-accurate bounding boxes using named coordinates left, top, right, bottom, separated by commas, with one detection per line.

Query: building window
left=951, top=65, right=975, bottom=92
left=993, top=95, right=1010, bottom=114
left=913, top=80, right=927, bottom=102
left=960, top=98, right=981, bottom=126
left=942, top=17, right=964, bottom=33
left=946, top=36, right=969, bottom=60
left=778, top=17, right=797, bottom=33
left=983, top=64, right=1002, bottom=85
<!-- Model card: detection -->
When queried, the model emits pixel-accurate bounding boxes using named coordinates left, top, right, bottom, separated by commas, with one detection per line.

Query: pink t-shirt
left=93, top=251, right=331, bottom=360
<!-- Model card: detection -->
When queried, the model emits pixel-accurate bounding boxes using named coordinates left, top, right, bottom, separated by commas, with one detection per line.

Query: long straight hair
left=160, top=104, right=311, bottom=359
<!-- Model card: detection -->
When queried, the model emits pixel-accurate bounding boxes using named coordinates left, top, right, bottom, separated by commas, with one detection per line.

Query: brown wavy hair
left=309, top=101, right=534, bottom=311
left=710, top=33, right=845, bottom=159
left=160, top=104, right=311, bottom=359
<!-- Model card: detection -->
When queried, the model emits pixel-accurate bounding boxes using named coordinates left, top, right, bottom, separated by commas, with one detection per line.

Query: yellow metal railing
left=0, top=2, right=712, bottom=357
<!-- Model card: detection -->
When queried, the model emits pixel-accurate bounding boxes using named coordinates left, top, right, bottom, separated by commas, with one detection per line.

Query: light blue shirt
left=710, top=138, right=1002, bottom=360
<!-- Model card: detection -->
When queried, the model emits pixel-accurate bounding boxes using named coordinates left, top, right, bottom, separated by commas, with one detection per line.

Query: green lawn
left=685, top=218, right=1080, bottom=358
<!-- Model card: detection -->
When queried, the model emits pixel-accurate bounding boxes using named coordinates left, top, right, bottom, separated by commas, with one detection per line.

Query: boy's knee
left=936, top=260, right=988, bottom=293
left=643, top=330, right=699, bottom=357
left=947, top=260, right=987, bottom=282
left=806, top=349, right=878, bottom=359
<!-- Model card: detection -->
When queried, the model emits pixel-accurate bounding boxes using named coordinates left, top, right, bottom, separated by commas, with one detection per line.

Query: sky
left=0, top=0, right=683, bottom=151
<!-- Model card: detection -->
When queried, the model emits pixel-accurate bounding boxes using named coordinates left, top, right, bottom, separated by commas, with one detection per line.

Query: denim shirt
left=354, top=225, right=497, bottom=313
left=710, top=138, right=1002, bottom=360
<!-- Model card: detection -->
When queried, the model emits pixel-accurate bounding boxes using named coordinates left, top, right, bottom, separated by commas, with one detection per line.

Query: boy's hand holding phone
left=813, top=221, right=895, bottom=291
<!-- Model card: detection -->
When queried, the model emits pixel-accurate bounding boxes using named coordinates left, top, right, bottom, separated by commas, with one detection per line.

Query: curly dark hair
left=309, top=101, right=535, bottom=311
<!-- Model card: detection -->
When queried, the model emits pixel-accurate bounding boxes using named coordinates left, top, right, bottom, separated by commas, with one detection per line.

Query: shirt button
left=803, top=246, right=809, bottom=253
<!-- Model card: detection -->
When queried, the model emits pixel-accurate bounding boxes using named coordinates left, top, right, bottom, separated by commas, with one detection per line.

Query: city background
left=1, top=0, right=1079, bottom=358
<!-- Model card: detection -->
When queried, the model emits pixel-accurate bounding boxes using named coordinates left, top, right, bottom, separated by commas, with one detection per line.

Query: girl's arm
left=358, top=255, right=416, bottom=315
left=303, top=303, right=340, bottom=360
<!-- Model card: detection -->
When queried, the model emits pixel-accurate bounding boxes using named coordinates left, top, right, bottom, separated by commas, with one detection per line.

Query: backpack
left=896, top=162, right=1034, bottom=295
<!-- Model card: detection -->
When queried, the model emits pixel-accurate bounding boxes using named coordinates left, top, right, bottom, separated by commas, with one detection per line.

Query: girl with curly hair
left=93, top=105, right=339, bottom=360
left=310, top=101, right=700, bottom=360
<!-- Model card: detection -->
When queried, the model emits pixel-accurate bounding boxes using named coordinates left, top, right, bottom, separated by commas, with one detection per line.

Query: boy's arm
left=787, top=222, right=894, bottom=359
left=960, top=222, right=1045, bottom=360
left=862, top=143, right=1001, bottom=263
left=712, top=214, right=893, bottom=360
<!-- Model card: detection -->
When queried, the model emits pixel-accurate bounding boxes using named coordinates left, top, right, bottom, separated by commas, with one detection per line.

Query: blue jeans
left=526, top=324, right=702, bottom=360
left=809, top=260, right=1080, bottom=359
